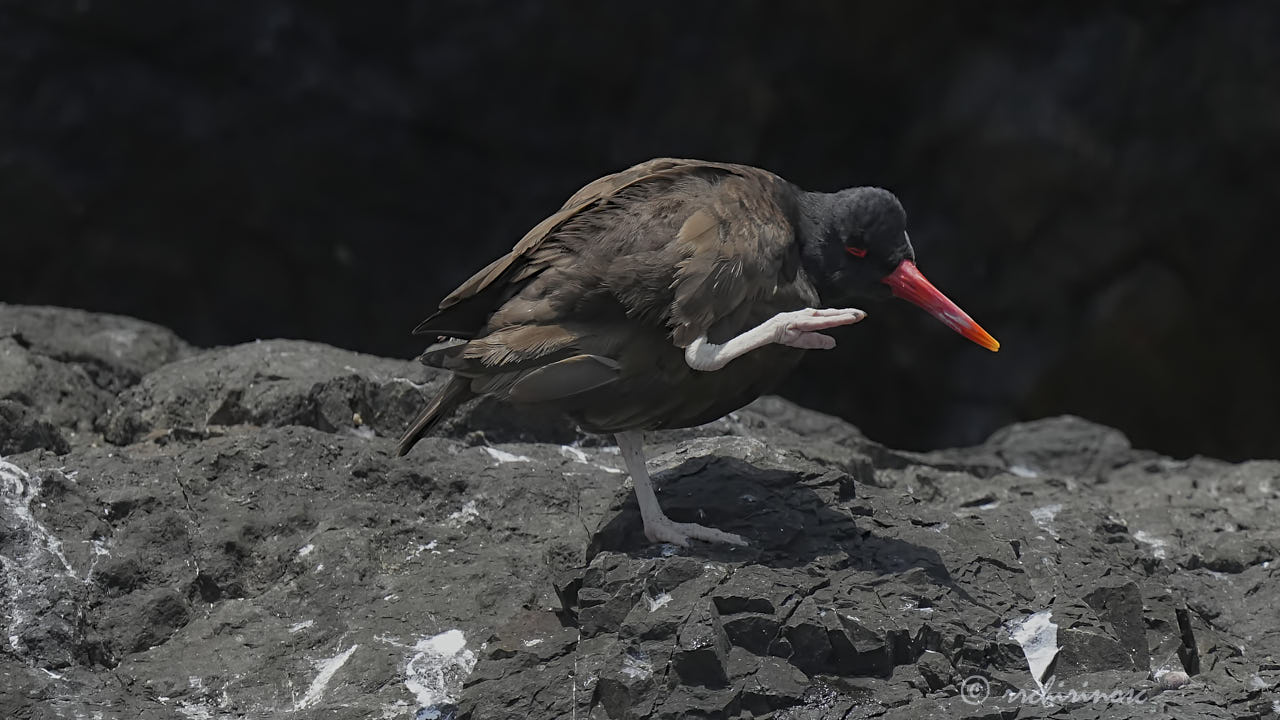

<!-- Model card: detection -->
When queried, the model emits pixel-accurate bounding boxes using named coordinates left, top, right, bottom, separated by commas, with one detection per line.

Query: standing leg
left=614, top=431, right=746, bottom=547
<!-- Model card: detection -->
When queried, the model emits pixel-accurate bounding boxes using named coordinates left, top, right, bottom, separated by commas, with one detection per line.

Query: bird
left=396, top=158, right=999, bottom=547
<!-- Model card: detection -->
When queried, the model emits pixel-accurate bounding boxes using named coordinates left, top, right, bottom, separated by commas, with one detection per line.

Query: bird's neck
left=795, top=190, right=841, bottom=248
left=794, top=190, right=846, bottom=288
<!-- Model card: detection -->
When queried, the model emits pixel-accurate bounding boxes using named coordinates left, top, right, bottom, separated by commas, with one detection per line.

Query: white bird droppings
left=404, top=629, right=477, bottom=708
left=1031, top=504, right=1062, bottom=539
left=1133, top=530, right=1168, bottom=559
left=621, top=651, right=653, bottom=680
left=446, top=500, right=480, bottom=527
left=1010, top=610, right=1059, bottom=688
left=294, top=644, right=359, bottom=710
left=558, top=445, right=623, bottom=474
left=645, top=593, right=672, bottom=612
left=483, top=447, right=531, bottom=464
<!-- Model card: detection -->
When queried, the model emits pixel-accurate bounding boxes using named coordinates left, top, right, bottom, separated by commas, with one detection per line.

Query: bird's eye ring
left=845, top=246, right=867, bottom=258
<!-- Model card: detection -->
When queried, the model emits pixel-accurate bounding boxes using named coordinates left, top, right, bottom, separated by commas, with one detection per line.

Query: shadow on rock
left=588, top=455, right=950, bottom=584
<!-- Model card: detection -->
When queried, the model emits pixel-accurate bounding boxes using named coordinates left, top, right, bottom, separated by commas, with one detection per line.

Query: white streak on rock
left=1010, top=610, right=1059, bottom=688
left=483, top=447, right=530, bottom=464
left=2, top=460, right=99, bottom=656
left=176, top=702, right=215, bottom=719
left=558, top=446, right=623, bottom=474
left=1, top=460, right=78, bottom=579
left=1133, top=530, right=1168, bottom=559
left=294, top=644, right=359, bottom=710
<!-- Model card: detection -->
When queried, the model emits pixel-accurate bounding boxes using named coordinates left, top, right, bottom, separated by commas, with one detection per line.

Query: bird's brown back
left=412, top=158, right=821, bottom=432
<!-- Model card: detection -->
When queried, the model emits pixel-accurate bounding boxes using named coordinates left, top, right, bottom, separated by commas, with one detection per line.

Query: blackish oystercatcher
left=397, top=158, right=999, bottom=546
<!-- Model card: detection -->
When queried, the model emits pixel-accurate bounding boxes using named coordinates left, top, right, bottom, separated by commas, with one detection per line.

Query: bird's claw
left=773, top=307, right=866, bottom=349
left=643, top=517, right=747, bottom=547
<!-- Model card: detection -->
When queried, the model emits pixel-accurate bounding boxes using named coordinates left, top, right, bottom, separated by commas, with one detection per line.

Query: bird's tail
left=396, top=375, right=474, bottom=456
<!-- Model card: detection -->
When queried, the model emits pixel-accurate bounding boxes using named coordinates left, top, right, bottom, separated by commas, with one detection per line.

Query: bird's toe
left=781, top=308, right=866, bottom=334
left=644, top=517, right=747, bottom=547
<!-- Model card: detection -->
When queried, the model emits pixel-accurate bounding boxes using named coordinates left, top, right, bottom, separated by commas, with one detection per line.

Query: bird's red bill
left=882, top=260, right=1000, bottom=352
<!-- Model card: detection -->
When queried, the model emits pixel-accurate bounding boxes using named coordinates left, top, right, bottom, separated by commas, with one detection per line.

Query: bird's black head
left=798, top=185, right=911, bottom=301
left=796, top=187, right=913, bottom=303
left=796, top=186, right=1000, bottom=352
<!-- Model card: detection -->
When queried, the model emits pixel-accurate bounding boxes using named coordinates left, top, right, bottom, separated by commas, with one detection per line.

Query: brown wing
left=412, top=158, right=760, bottom=338
left=666, top=172, right=813, bottom=347
left=415, top=158, right=816, bottom=417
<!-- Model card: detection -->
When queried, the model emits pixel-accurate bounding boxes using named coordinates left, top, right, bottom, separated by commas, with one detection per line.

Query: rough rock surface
left=1, top=305, right=1277, bottom=719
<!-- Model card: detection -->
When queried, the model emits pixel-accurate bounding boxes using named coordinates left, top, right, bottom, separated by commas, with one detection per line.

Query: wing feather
left=668, top=174, right=811, bottom=346
left=412, top=158, right=756, bottom=338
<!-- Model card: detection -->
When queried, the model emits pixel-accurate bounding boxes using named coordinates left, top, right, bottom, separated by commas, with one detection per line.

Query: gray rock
left=0, top=304, right=190, bottom=386
left=0, top=400, right=68, bottom=456
left=103, top=337, right=582, bottom=447
left=0, top=304, right=191, bottom=441
left=1, top=307, right=1276, bottom=720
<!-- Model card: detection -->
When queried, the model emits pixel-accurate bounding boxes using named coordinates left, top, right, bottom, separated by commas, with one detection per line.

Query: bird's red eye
left=845, top=246, right=867, bottom=258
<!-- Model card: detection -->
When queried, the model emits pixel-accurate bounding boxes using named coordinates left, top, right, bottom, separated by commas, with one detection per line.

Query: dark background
left=3, top=1, right=1277, bottom=460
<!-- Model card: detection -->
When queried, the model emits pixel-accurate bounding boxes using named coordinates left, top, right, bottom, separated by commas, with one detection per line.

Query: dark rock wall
left=2, top=1, right=1277, bottom=459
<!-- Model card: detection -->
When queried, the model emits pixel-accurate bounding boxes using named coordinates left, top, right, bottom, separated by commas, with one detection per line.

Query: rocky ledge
left=1, top=303, right=1277, bottom=720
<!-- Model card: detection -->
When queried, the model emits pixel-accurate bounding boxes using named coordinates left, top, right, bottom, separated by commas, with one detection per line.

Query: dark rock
left=1083, top=581, right=1150, bottom=672
left=970, top=414, right=1140, bottom=479
left=0, top=304, right=190, bottom=388
left=0, top=306, right=1275, bottom=720
left=1056, top=626, right=1140, bottom=677
left=672, top=601, right=732, bottom=688
left=101, top=338, right=435, bottom=444
left=0, top=399, right=68, bottom=455
left=0, top=304, right=190, bottom=440
left=96, top=587, right=191, bottom=656
left=739, top=653, right=809, bottom=713
left=102, top=338, right=581, bottom=446
left=1184, top=531, right=1278, bottom=574
left=915, top=649, right=956, bottom=693
left=711, top=564, right=806, bottom=615
left=783, top=597, right=837, bottom=676
left=830, top=613, right=895, bottom=678
left=721, top=612, right=780, bottom=656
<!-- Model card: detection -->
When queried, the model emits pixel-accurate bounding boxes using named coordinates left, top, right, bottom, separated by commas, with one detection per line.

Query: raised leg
left=684, top=307, right=867, bottom=371
left=615, top=431, right=746, bottom=547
